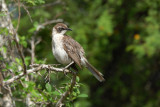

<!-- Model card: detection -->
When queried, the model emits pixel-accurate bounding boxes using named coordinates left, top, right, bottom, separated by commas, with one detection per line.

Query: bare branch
left=9, top=0, right=27, bottom=74
left=26, top=37, right=39, bottom=106
left=0, top=72, right=3, bottom=94
left=35, top=37, right=41, bottom=45
left=29, top=37, right=38, bottom=65
left=31, top=39, right=35, bottom=65
left=14, top=0, right=27, bottom=74
left=3, top=64, right=71, bottom=86
left=14, top=38, right=27, bottom=74
left=28, top=37, right=41, bottom=66
left=16, top=0, right=21, bottom=32
left=21, top=3, right=33, bottom=23
left=36, top=19, right=63, bottom=31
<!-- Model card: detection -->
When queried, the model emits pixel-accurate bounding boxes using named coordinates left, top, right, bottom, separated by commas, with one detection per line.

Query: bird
left=51, top=23, right=105, bottom=82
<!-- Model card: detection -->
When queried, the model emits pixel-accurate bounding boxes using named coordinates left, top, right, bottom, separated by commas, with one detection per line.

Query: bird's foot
left=62, top=61, right=74, bottom=75
left=62, top=67, right=68, bottom=76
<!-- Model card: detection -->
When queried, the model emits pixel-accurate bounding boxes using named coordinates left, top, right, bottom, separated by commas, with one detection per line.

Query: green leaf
left=45, top=83, right=52, bottom=92
left=15, top=58, right=21, bottom=64
left=0, top=12, right=6, bottom=17
left=77, top=94, right=88, bottom=98
left=72, top=92, right=77, bottom=96
left=31, top=90, right=39, bottom=97
left=52, top=91, right=60, bottom=96
left=76, top=76, right=80, bottom=82
left=0, top=46, right=7, bottom=53
left=76, top=88, right=80, bottom=95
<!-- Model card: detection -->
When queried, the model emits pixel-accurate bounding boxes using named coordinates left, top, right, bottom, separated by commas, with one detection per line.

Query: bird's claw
left=62, top=68, right=68, bottom=76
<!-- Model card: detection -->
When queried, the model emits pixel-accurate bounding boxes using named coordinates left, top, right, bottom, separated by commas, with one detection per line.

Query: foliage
left=1, top=0, right=160, bottom=106
left=21, top=0, right=45, bottom=5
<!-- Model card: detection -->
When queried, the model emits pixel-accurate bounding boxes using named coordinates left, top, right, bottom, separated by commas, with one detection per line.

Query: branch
left=16, top=0, right=21, bottom=32
left=12, top=0, right=27, bottom=74
left=15, top=0, right=27, bottom=74
left=14, top=38, right=27, bottom=74
left=29, top=37, right=41, bottom=65
left=21, top=3, right=32, bottom=23
left=26, top=37, right=41, bottom=106
left=3, top=64, right=71, bottom=86
left=30, top=38, right=35, bottom=65
left=36, top=19, right=63, bottom=31
left=56, top=73, right=77, bottom=107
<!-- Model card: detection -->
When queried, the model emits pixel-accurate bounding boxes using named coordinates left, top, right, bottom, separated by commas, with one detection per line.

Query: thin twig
left=16, top=0, right=21, bottom=32
left=28, top=37, right=41, bottom=65
left=31, top=38, right=35, bottom=65
left=36, top=19, right=63, bottom=31
left=21, top=3, right=33, bottom=23
left=56, top=72, right=77, bottom=107
left=12, top=0, right=27, bottom=74
left=30, top=37, right=36, bottom=65
left=53, top=85, right=62, bottom=94
left=14, top=37, right=27, bottom=74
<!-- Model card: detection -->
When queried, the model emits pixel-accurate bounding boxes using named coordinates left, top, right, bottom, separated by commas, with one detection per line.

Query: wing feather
left=63, top=35, right=84, bottom=69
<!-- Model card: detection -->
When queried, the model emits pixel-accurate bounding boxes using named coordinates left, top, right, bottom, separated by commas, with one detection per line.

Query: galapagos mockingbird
left=52, top=23, right=105, bottom=82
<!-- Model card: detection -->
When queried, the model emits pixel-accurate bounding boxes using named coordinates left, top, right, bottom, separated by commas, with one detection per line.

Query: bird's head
left=52, top=23, right=72, bottom=35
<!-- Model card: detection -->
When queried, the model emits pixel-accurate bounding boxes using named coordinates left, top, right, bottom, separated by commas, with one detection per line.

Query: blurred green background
left=8, top=0, right=160, bottom=106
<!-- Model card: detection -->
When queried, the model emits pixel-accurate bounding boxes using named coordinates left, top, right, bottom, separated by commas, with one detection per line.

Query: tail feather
left=85, top=62, right=105, bottom=82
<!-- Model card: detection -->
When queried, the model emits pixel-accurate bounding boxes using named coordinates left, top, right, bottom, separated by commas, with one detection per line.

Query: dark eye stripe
left=57, top=27, right=65, bottom=32
left=59, top=28, right=64, bottom=31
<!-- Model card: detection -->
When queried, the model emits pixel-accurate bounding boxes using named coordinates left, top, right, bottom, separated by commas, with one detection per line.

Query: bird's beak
left=66, top=28, right=72, bottom=31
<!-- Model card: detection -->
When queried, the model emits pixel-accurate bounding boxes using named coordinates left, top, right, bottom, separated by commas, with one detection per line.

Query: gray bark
left=0, top=0, right=17, bottom=106
left=0, top=0, right=35, bottom=106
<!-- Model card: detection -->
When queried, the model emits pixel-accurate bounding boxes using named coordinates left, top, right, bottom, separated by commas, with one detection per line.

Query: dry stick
left=36, top=19, right=63, bottom=31
left=13, top=0, right=27, bottom=74
left=28, top=36, right=41, bottom=66
left=30, top=37, right=41, bottom=65
left=16, top=0, right=21, bottom=32
left=14, top=38, right=27, bottom=74
left=0, top=72, right=3, bottom=94
left=56, top=73, right=77, bottom=107
left=26, top=37, right=37, bottom=106
left=14, top=2, right=32, bottom=22
left=31, top=39, right=35, bottom=65
left=21, top=4, right=33, bottom=23
left=30, top=37, right=36, bottom=65
left=3, top=64, right=71, bottom=86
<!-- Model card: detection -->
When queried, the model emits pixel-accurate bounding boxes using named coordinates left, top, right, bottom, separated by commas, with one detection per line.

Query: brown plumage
left=63, top=35, right=84, bottom=68
left=52, top=23, right=105, bottom=82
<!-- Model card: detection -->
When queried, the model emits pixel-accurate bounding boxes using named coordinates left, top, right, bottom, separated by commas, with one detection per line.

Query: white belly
left=52, top=35, right=72, bottom=65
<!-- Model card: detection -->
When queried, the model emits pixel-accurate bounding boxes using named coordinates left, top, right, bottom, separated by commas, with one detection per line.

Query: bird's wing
left=63, top=35, right=85, bottom=69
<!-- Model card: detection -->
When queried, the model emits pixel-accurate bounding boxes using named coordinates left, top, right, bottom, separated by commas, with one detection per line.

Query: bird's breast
left=52, top=35, right=72, bottom=65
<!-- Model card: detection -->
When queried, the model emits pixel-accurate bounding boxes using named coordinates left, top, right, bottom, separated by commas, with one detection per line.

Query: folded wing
left=63, top=35, right=85, bottom=69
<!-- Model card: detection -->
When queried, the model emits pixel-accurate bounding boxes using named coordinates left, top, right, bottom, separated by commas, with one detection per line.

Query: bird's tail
left=85, top=61, right=105, bottom=82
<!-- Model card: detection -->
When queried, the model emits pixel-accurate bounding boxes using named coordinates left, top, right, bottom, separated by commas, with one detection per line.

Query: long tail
left=85, top=61, right=105, bottom=82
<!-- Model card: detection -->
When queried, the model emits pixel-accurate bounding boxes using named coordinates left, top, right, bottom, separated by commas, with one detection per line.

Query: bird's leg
left=63, top=61, right=74, bottom=75
left=65, top=61, right=74, bottom=69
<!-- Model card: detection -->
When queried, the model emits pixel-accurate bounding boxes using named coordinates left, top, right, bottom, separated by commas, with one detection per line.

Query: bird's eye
left=59, top=28, right=64, bottom=31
